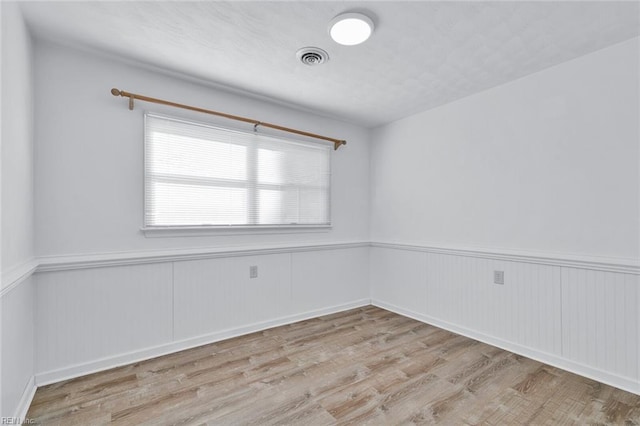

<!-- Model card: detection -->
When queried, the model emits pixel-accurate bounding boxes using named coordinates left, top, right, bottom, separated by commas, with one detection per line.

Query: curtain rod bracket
left=128, top=95, right=134, bottom=110
left=253, top=122, right=261, bottom=132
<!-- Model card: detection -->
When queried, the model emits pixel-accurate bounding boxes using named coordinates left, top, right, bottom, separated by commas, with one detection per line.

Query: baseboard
left=371, top=299, right=640, bottom=396
left=12, top=375, right=37, bottom=421
left=35, top=298, right=371, bottom=386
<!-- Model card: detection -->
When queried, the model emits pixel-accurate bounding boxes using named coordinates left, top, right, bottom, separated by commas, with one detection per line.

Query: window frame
left=141, top=112, right=333, bottom=237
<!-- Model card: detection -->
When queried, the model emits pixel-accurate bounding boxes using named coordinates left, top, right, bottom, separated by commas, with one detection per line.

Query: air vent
left=296, top=47, right=329, bottom=66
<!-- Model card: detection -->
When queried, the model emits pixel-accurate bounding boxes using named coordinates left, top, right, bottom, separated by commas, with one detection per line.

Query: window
left=144, top=113, right=331, bottom=230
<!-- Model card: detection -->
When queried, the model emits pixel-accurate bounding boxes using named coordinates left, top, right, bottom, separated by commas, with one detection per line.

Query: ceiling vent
left=296, top=47, right=329, bottom=66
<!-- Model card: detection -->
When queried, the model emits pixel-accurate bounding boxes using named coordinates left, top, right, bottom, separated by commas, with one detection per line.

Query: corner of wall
left=0, top=1, right=37, bottom=419
left=0, top=0, right=4, bottom=416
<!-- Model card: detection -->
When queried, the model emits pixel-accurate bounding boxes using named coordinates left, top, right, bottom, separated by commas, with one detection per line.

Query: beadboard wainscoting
left=34, top=243, right=370, bottom=386
left=1, top=263, right=37, bottom=422
left=3, top=240, right=639, bottom=419
left=370, top=243, right=640, bottom=395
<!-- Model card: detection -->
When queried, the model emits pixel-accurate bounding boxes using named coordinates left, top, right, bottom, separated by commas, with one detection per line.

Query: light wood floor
left=27, top=306, right=640, bottom=425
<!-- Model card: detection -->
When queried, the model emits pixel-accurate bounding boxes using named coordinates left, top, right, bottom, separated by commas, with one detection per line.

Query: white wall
left=32, top=41, right=371, bottom=384
left=371, top=38, right=639, bottom=261
left=370, top=38, right=640, bottom=394
left=0, top=1, right=4, bottom=416
left=1, top=3, right=35, bottom=271
left=34, top=41, right=370, bottom=259
left=0, top=1, right=36, bottom=419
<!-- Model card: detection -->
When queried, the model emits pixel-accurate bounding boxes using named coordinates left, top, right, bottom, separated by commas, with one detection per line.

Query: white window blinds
left=144, top=113, right=331, bottom=228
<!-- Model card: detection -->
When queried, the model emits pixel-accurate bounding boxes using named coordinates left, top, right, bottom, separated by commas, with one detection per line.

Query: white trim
left=36, top=241, right=369, bottom=272
left=371, top=299, right=639, bottom=396
left=35, top=241, right=639, bottom=274
left=371, top=241, right=639, bottom=275
left=35, top=298, right=370, bottom=386
left=12, top=375, right=37, bottom=421
left=1, top=259, right=38, bottom=297
left=142, top=224, right=331, bottom=238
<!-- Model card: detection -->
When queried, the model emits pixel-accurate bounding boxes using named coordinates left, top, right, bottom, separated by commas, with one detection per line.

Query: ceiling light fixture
left=328, top=12, right=374, bottom=46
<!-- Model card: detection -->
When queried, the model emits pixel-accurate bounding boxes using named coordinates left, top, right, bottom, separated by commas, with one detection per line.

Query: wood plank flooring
left=27, top=306, right=640, bottom=425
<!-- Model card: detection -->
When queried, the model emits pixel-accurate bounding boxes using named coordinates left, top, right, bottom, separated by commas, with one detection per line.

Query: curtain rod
left=110, top=88, right=347, bottom=150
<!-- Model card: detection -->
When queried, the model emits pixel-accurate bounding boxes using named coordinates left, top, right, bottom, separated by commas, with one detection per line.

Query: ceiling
left=19, top=1, right=640, bottom=128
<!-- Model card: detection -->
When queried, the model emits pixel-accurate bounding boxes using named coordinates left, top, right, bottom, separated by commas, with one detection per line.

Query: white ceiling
left=19, top=1, right=640, bottom=127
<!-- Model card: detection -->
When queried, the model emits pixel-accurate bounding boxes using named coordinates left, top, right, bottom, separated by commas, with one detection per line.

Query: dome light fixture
left=328, top=12, right=374, bottom=46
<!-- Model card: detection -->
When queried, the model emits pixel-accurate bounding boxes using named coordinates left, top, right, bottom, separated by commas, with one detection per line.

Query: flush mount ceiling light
left=329, top=12, right=374, bottom=46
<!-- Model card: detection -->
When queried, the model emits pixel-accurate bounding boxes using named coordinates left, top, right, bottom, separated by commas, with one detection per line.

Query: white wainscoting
left=370, top=243, right=639, bottom=395
left=173, top=254, right=293, bottom=340
left=561, top=268, right=638, bottom=385
left=4, top=239, right=639, bottom=412
left=291, top=248, right=369, bottom=313
left=34, top=244, right=370, bottom=385
left=1, top=273, right=36, bottom=420
left=36, top=263, right=174, bottom=376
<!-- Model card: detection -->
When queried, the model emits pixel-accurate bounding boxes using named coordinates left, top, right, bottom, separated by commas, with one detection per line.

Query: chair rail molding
left=1, top=258, right=39, bottom=297
left=371, top=241, right=639, bottom=275
left=36, top=241, right=370, bottom=272
left=3, top=241, right=636, bottom=287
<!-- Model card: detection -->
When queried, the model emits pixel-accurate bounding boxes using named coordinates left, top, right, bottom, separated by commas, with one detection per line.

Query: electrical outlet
left=494, top=270, right=504, bottom=285
left=249, top=265, right=258, bottom=279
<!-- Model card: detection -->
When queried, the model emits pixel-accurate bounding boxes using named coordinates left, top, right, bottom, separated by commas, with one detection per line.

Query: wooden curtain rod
left=111, top=88, right=347, bottom=150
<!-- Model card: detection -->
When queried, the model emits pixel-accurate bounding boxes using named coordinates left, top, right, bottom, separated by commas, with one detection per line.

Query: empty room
left=1, top=0, right=639, bottom=424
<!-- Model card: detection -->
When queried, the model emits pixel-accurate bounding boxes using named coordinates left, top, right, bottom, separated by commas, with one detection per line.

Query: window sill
left=141, top=224, right=332, bottom=238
